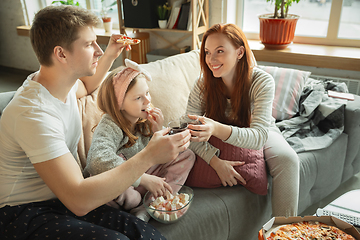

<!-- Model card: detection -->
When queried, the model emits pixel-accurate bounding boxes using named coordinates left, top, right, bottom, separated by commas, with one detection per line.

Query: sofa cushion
left=141, top=50, right=201, bottom=125
left=185, top=136, right=268, bottom=195
left=77, top=88, right=102, bottom=169
left=257, top=65, right=311, bottom=120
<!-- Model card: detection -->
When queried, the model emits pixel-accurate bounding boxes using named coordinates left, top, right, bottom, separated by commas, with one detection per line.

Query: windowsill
left=248, top=40, right=360, bottom=72
left=16, top=25, right=360, bottom=71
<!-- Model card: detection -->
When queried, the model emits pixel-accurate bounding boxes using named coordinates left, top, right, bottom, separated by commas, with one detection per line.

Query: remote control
left=316, top=208, right=360, bottom=227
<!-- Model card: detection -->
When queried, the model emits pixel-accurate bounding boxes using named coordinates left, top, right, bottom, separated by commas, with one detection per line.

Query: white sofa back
left=141, top=50, right=201, bottom=125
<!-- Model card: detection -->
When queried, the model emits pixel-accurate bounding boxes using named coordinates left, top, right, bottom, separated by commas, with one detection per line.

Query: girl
left=185, top=23, right=299, bottom=217
left=85, top=59, right=195, bottom=221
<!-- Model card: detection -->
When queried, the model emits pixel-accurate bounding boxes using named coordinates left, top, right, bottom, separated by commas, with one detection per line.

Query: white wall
left=0, top=0, right=39, bottom=71
left=0, top=0, right=359, bottom=80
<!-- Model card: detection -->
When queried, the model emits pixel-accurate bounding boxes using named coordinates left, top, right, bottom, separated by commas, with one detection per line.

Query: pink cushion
left=257, top=65, right=311, bottom=120
left=185, top=136, right=268, bottom=195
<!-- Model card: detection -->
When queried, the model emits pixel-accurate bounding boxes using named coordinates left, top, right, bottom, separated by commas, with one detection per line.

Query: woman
left=185, top=23, right=299, bottom=217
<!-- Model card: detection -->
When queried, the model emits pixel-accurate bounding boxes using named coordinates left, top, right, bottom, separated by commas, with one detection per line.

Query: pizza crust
left=264, top=221, right=356, bottom=240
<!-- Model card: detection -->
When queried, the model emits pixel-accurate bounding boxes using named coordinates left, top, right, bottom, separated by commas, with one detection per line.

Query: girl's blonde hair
left=97, top=66, right=152, bottom=148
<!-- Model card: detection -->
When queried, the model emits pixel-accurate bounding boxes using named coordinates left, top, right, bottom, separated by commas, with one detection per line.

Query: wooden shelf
left=116, top=0, right=209, bottom=51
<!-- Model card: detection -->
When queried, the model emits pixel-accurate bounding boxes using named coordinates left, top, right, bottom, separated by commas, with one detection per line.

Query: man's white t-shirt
left=0, top=72, right=81, bottom=208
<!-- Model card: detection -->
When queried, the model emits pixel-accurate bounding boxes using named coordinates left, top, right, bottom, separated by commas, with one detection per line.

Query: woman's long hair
left=97, top=66, right=151, bottom=148
left=200, top=23, right=256, bottom=127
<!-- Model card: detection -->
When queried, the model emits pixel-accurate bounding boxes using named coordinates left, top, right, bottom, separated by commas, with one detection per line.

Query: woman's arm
left=185, top=77, right=221, bottom=163
left=224, top=69, right=275, bottom=149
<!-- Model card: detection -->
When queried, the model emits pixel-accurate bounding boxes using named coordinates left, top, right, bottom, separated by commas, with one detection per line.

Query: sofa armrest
left=344, top=94, right=360, bottom=135
left=343, top=94, right=360, bottom=179
left=0, top=91, right=16, bottom=117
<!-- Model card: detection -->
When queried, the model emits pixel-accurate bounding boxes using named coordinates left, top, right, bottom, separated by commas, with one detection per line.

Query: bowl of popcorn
left=143, top=185, right=194, bottom=223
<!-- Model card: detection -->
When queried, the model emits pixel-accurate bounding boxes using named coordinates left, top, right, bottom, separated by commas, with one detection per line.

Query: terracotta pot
left=258, top=13, right=300, bottom=50
left=102, top=17, right=112, bottom=33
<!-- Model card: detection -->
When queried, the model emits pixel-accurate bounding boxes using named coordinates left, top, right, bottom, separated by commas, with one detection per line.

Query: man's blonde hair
left=30, top=5, right=99, bottom=66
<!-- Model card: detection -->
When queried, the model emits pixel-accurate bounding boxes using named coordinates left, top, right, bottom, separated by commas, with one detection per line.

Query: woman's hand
left=187, top=115, right=217, bottom=142
left=209, top=156, right=246, bottom=187
left=140, top=174, right=173, bottom=198
left=147, top=107, right=164, bottom=132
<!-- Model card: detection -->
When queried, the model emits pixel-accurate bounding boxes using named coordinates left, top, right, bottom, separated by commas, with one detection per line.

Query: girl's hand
left=209, top=156, right=246, bottom=187
left=187, top=115, right=217, bottom=142
left=147, top=107, right=164, bottom=132
left=141, top=174, right=173, bottom=198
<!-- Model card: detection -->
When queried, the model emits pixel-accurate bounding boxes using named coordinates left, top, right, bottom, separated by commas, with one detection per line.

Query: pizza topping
left=116, top=35, right=141, bottom=45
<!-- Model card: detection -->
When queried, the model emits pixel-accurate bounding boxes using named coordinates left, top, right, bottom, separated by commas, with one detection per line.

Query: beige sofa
left=1, top=50, right=360, bottom=240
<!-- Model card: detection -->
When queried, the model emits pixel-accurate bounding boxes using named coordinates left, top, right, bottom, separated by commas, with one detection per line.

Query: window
left=21, top=0, right=119, bottom=29
left=228, top=0, right=360, bottom=47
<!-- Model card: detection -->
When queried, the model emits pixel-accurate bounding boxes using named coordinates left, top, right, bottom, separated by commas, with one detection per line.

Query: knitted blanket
left=275, top=79, right=348, bottom=153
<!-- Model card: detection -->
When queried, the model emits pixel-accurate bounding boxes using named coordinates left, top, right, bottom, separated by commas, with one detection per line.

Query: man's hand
left=103, top=34, right=132, bottom=60
left=145, top=128, right=191, bottom=166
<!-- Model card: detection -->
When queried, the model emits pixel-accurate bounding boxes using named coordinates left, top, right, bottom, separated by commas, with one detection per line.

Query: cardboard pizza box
left=258, top=216, right=360, bottom=240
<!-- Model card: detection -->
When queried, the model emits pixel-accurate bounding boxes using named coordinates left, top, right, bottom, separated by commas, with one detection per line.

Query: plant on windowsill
left=258, top=0, right=301, bottom=50
left=100, top=0, right=117, bottom=32
left=157, top=2, right=171, bottom=29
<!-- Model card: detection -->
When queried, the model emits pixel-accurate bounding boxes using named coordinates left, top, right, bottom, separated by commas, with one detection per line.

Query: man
left=0, top=5, right=191, bottom=239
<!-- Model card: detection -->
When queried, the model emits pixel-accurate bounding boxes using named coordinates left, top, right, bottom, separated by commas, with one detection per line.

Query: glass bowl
left=143, top=184, right=194, bottom=224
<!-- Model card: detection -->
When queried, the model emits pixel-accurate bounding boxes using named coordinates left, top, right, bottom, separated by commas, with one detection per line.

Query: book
left=328, top=90, right=355, bottom=101
left=187, top=5, right=192, bottom=31
left=172, top=8, right=182, bottom=29
left=166, top=0, right=183, bottom=29
left=177, top=2, right=191, bottom=30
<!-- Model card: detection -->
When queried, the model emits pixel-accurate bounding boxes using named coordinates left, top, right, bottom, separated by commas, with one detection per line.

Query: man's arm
left=77, top=34, right=131, bottom=99
left=33, top=128, right=191, bottom=216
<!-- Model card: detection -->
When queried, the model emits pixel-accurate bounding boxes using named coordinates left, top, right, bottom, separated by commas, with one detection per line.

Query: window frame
left=230, top=0, right=360, bottom=48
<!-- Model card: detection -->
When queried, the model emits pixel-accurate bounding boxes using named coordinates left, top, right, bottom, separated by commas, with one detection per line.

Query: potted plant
left=100, top=0, right=117, bottom=32
left=157, top=3, right=171, bottom=29
left=258, top=0, right=300, bottom=49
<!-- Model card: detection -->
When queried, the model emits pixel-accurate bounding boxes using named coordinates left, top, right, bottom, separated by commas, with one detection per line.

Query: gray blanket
left=276, top=79, right=349, bottom=153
